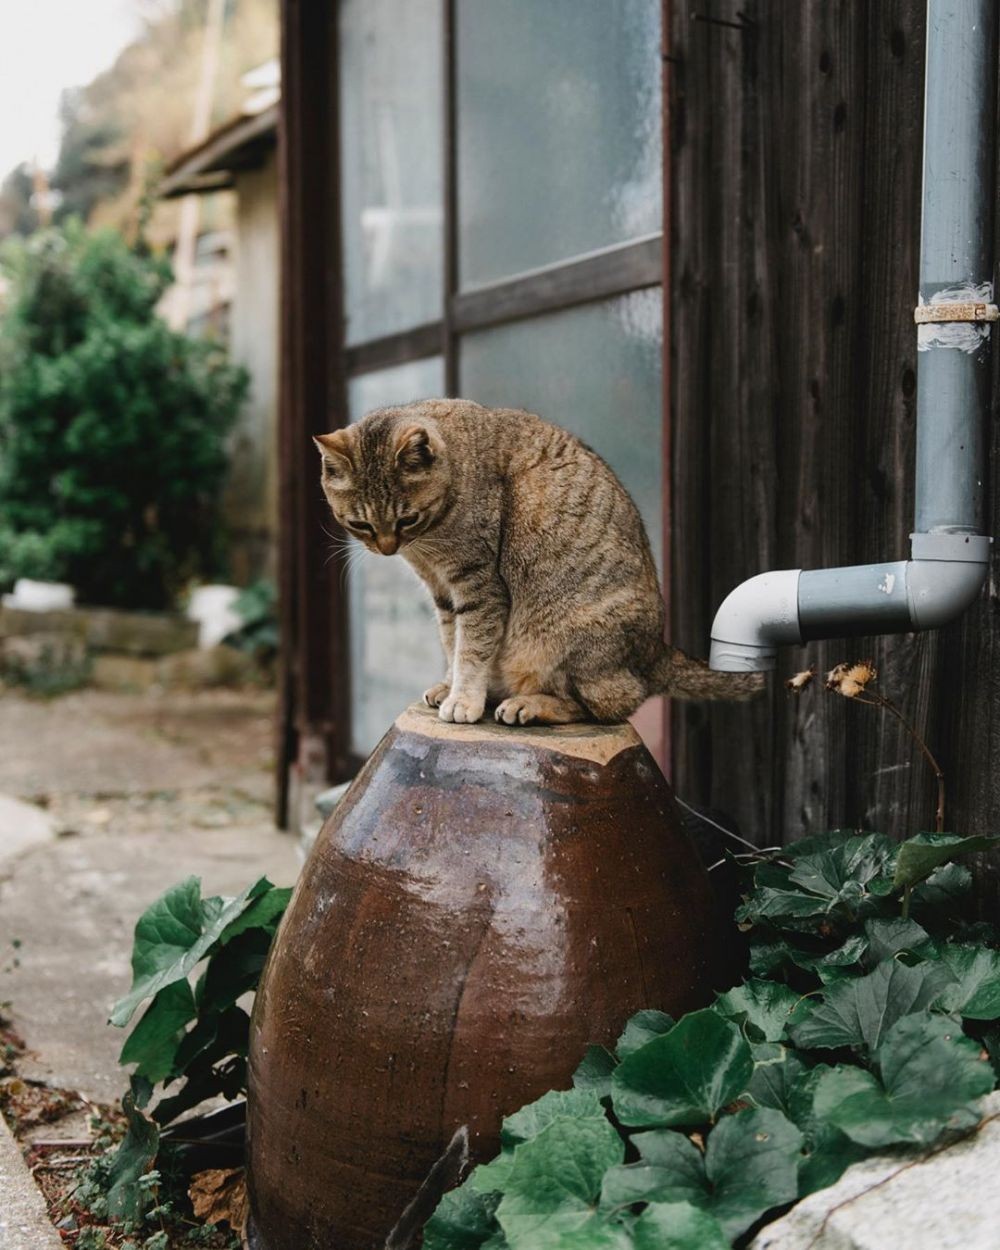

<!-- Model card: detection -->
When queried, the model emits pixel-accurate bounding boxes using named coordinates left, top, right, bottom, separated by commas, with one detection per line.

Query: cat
left=315, top=399, right=762, bottom=726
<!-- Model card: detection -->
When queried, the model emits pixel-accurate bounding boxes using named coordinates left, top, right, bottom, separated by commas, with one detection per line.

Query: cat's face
left=314, top=417, right=452, bottom=556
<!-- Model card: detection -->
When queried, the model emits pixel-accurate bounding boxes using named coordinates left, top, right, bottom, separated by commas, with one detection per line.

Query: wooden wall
left=669, top=0, right=1000, bottom=892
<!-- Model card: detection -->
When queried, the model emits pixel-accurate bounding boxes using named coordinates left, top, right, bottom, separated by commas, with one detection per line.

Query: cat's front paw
left=439, top=691, right=485, bottom=724
left=423, top=681, right=451, bottom=708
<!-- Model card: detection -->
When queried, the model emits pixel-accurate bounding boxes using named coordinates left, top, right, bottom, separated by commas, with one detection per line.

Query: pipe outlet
left=709, top=569, right=802, bottom=672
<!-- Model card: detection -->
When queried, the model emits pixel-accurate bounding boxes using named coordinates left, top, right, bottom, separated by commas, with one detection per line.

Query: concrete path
left=0, top=687, right=300, bottom=1104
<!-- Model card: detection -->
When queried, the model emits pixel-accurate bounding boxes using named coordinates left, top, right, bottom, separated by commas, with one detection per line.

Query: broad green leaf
left=196, top=927, right=275, bottom=1014
left=572, top=1046, right=617, bottom=1099
left=106, top=1082, right=160, bottom=1221
left=632, top=1202, right=729, bottom=1250
left=788, top=836, right=896, bottom=901
left=496, top=1117, right=624, bottom=1245
left=169, top=1004, right=250, bottom=1080
left=892, top=834, right=1000, bottom=890
left=217, top=882, right=292, bottom=944
left=814, top=1012, right=993, bottom=1148
left=714, top=980, right=812, bottom=1042
left=936, top=944, right=1000, bottom=1020
left=118, top=979, right=195, bottom=1083
left=603, top=1110, right=802, bottom=1240
left=616, top=1010, right=675, bottom=1060
left=745, top=1044, right=809, bottom=1115
left=862, top=917, right=935, bottom=967
left=424, top=1185, right=501, bottom=1250
left=525, top=1217, right=633, bottom=1250
left=788, top=957, right=954, bottom=1055
left=738, top=835, right=897, bottom=933
left=502, top=1089, right=606, bottom=1147
left=152, top=1006, right=250, bottom=1125
left=748, top=932, right=867, bottom=980
left=611, top=1010, right=753, bottom=1128
left=600, top=1128, right=703, bottom=1211
left=469, top=1153, right=517, bottom=1196
left=910, top=861, right=973, bottom=920
left=111, top=876, right=268, bottom=1026
left=786, top=1065, right=866, bottom=1194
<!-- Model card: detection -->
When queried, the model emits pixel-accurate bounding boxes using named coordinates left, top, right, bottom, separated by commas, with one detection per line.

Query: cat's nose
left=376, top=532, right=399, bottom=556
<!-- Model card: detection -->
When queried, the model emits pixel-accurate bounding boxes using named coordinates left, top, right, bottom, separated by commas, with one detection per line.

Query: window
left=337, top=0, right=665, bottom=758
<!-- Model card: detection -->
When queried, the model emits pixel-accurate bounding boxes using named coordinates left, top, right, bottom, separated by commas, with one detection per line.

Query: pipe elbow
left=907, top=560, right=988, bottom=629
left=709, top=569, right=803, bottom=672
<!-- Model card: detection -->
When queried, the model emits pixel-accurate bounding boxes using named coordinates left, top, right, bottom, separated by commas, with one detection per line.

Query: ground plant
left=63, top=876, right=290, bottom=1242
left=423, top=829, right=1000, bottom=1250
left=0, top=224, right=247, bottom=609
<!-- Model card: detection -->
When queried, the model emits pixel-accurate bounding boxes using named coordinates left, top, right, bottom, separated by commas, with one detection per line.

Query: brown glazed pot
left=247, top=704, right=717, bottom=1249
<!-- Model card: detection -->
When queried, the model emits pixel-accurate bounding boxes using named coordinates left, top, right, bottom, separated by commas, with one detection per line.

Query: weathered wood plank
left=670, top=0, right=997, bottom=876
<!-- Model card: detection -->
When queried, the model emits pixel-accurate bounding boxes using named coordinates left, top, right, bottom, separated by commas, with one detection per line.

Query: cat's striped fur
left=316, top=400, right=761, bottom=726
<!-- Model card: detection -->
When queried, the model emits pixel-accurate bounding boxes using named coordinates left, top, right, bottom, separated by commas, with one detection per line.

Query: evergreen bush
left=0, top=224, right=248, bottom=609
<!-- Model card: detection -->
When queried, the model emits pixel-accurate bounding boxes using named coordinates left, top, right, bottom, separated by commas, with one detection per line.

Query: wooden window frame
left=277, top=0, right=672, bottom=820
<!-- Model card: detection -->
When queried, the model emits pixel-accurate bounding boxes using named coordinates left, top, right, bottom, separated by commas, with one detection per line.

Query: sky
left=0, top=1, right=142, bottom=178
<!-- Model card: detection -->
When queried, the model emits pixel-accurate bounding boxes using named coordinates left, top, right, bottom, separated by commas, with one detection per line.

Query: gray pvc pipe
left=709, top=0, right=995, bottom=673
left=916, top=0, right=996, bottom=534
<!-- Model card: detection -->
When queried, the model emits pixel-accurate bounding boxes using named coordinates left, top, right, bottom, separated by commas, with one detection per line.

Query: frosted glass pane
left=340, top=0, right=443, bottom=344
left=346, top=358, right=445, bottom=755
left=460, top=290, right=663, bottom=569
left=457, top=0, right=661, bottom=287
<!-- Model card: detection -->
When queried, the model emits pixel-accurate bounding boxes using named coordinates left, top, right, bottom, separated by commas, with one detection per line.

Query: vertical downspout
left=709, top=0, right=996, bottom=672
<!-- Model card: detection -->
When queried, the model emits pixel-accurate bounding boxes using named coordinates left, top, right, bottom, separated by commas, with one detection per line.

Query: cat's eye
left=347, top=519, right=375, bottom=536
left=396, top=514, right=419, bottom=532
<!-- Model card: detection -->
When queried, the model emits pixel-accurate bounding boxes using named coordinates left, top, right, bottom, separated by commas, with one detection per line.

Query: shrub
left=0, top=224, right=248, bottom=609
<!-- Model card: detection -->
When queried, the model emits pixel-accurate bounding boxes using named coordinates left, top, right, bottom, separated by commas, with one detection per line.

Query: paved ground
left=0, top=687, right=300, bottom=1106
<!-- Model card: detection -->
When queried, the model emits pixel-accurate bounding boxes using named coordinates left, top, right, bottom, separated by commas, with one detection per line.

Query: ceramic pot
left=247, top=704, right=717, bottom=1249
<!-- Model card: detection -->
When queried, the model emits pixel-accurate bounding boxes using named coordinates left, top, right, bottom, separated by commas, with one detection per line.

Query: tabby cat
left=315, top=400, right=761, bottom=726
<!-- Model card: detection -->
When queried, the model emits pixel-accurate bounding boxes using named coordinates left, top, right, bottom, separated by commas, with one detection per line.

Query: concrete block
left=0, top=1114, right=62, bottom=1250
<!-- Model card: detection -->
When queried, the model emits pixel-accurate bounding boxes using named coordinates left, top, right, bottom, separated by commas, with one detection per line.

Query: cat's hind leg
left=495, top=693, right=586, bottom=725
left=571, top=669, right=647, bottom=724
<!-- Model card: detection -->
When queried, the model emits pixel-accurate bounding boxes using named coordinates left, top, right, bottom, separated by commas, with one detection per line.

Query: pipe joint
left=709, top=569, right=802, bottom=672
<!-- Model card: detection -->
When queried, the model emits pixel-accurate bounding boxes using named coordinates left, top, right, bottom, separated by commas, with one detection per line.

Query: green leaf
left=789, top=957, right=954, bottom=1055
left=814, top=1012, right=993, bottom=1147
left=217, top=882, right=292, bottom=944
left=424, top=1185, right=501, bottom=1250
left=936, top=944, right=1000, bottom=1019
left=502, top=1089, right=607, bottom=1147
left=615, top=1010, right=675, bottom=1060
left=786, top=1065, right=866, bottom=1194
left=469, top=1154, right=517, bottom=1196
left=118, top=980, right=195, bottom=1083
left=714, top=980, right=812, bottom=1042
left=745, top=1044, right=809, bottom=1115
left=611, top=1010, right=753, bottom=1128
left=495, top=1117, right=624, bottom=1245
left=196, top=927, right=274, bottom=1015
left=631, top=1202, right=729, bottom=1250
left=111, top=876, right=268, bottom=1027
left=603, top=1109, right=803, bottom=1240
left=738, top=835, right=897, bottom=934
left=892, top=834, right=1000, bottom=890
left=600, top=1129, right=703, bottom=1211
left=524, top=1218, right=633, bottom=1250
left=105, top=1082, right=160, bottom=1221
left=572, top=1047, right=617, bottom=1098
left=861, top=917, right=935, bottom=967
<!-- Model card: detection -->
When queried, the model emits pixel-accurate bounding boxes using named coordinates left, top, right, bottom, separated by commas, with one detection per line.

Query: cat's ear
left=313, top=430, right=353, bottom=481
left=394, top=424, right=438, bottom=472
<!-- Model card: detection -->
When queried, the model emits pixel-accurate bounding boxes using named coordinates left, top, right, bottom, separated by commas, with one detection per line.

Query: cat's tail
left=651, top=644, right=765, bottom=701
